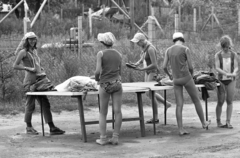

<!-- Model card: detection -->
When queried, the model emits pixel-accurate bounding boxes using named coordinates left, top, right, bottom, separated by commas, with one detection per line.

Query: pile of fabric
left=55, top=76, right=98, bottom=93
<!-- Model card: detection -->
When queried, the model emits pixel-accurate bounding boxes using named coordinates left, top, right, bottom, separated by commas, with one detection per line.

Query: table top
left=26, top=86, right=149, bottom=96
left=122, top=82, right=218, bottom=91
left=26, top=82, right=219, bottom=96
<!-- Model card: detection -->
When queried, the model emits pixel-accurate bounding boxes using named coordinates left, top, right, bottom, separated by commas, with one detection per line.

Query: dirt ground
left=1, top=101, right=240, bottom=158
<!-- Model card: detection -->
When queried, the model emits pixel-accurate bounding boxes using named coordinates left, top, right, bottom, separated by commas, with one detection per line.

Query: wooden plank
left=84, top=117, right=141, bottom=125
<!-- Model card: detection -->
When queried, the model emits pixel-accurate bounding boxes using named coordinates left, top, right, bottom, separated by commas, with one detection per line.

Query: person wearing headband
left=13, top=32, right=65, bottom=135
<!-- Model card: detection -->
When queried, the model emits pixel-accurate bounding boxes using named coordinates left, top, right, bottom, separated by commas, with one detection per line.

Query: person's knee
left=113, top=108, right=122, bottom=115
left=217, top=98, right=225, bottom=106
left=191, top=97, right=200, bottom=104
left=100, top=108, right=108, bottom=116
left=226, top=98, right=233, bottom=105
left=26, top=104, right=35, bottom=112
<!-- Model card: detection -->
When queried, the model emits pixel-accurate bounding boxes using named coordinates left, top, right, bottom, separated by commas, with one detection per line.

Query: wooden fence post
left=88, top=8, right=92, bottom=38
left=238, top=4, right=240, bottom=36
left=193, top=7, right=197, bottom=32
left=174, top=14, right=179, bottom=32
left=78, top=16, right=83, bottom=60
left=130, top=0, right=135, bottom=49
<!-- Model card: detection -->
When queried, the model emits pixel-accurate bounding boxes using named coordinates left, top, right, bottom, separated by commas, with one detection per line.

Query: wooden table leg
left=205, top=98, right=209, bottom=130
left=77, top=96, right=87, bottom=142
left=112, top=105, right=115, bottom=129
left=40, top=97, right=45, bottom=136
left=164, top=90, right=167, bottom=125
left=151, top=91, right=156, bottom=135
left=137, top=92, right=145, bottom=137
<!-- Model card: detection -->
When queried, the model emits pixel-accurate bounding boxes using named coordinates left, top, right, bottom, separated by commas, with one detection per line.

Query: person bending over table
left=95, top=32, right=122, bottom=145
left=130, top=32, right=172, bottom=124
left=162, top=32, right=211, bottom=136
left=13, top=32, right=65, bottom=135
left=215, top=35, right=239, bottom=129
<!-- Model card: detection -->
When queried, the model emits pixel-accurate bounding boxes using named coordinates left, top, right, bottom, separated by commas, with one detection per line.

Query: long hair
left=23, top=38, right=37, bottom=52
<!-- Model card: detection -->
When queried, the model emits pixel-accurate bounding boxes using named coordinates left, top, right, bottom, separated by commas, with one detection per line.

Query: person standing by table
left=162, top=32, right=211, bottom=135
left=215, top=35, right=239, bottom=129
left=95, top=32, right=122, bottom=145
left=13, top=32, right=65, bottom=135
left=130, top=32, right=172, bottom=124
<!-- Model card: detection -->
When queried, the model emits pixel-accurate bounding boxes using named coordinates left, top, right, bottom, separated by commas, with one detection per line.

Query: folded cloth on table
left=55, top=76, right=99, bottom=100
left=55, top=76, right=98, bottom=92
left=159, top=77, right=173, bottom=86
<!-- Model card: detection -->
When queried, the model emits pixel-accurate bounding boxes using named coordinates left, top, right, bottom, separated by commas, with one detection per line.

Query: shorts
left=220, top=79, right=233, bottom=86
left=100, top=79, right=122, bottom=94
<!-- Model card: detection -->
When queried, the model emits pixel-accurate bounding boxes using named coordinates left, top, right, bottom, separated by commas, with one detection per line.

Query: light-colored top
left=99, top=49, right=122, bottom=83
left=166, top=44, right=191, bottom=79
left=222, top=58, right=231, bottom=80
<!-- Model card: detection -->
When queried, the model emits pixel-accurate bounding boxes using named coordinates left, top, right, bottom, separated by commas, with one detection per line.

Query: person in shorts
left=94, top=32, right=122, bottom=145
left=215, top=35, right=239, bottom=129
left=130, top=32, right=172, bottom=124
left=163, top=32, right=211, bottom=136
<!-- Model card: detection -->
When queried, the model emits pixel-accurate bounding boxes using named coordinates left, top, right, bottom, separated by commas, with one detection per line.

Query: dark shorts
left=220, top=80, right=233, bottom=86
left=100, top=79, right=122, bottom=94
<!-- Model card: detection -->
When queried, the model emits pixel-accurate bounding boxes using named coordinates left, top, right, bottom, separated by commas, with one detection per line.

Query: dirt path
left=1, top=101, right=240, bottom=158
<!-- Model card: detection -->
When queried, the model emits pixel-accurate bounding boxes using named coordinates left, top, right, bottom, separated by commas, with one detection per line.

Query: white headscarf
left=14, top=32, right=38, bottom=55
left=97, top=32, right=116, bottom=46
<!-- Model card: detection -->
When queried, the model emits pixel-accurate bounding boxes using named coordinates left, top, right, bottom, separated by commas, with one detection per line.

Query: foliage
left=0, top=50, right=22, bottom=104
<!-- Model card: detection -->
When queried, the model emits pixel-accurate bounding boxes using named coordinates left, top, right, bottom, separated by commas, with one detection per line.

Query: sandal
left=226, top=123, right=233, bottom=129
left=26, top=127, right=39, bottom=135
left=96, top=135, right=108, bottom=145
left=146, top=118, right=159, bottom=124
left=218, top=124, right=233, bottom=129
left=218, top=124, right=228, bottom=128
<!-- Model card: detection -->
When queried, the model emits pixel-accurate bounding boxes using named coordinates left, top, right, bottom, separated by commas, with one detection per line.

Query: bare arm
left=12, top=50, right=36, bottom=72
left=135, top=47, right=157, bottom=71
left=119, top=54, right=122, bottom=76
left=163, top=50, right=172, bottom=80
left=134, top=52, right=145, bottom=66
left=231, top=54, right=239, bottom=77
left=186, top=48, right=194, bottom=76
left=94, top=51, right=102, bottom=81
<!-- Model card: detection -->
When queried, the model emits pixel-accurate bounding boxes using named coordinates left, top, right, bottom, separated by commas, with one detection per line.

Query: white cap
left=97, top=32, right=116, bottom=45
left=130, top=33, right=146, bottom=43
left=172, top=32, right=184, bottom=40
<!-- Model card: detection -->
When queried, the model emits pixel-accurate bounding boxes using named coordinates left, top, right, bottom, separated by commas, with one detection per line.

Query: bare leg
left=155, top=93, right=172, bottom=109
left=225, top=80, right=236, bottom=125
left=174, top=84, right=186, bottom=134
left=216, top=84, right=226, bottom=126
left=109, top=88, right=123, bottom=144
left=145, top=72, right=172, bottom=120
left=184, top=78, right=210, bottom=128
left=98, top=87, right=110, bottom=137
left=111, top=88, right=123, bottom=134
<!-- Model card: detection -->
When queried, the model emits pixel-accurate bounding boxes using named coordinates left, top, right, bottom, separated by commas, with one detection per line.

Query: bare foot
left=179, top=129, right=190, bottom=136
left=203, top=120, right=211, bottom=130
left=166, top=102, right=172, bottom=110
